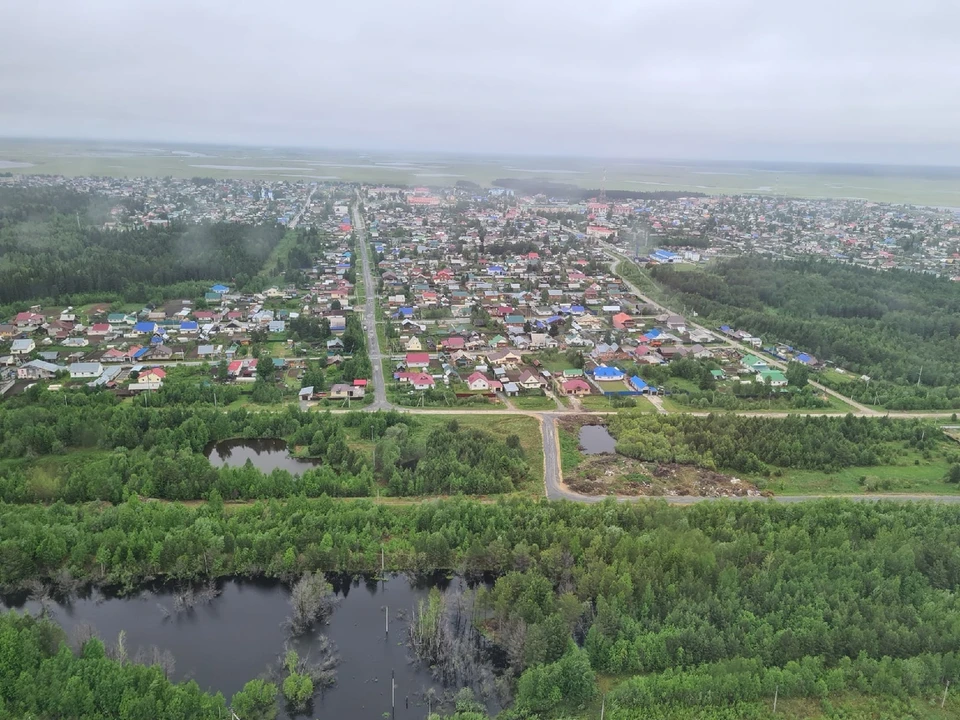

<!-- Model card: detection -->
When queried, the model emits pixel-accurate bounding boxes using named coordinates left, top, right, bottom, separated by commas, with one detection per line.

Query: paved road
left=288, top=186, right=318, bottom=229
left=352, top=198, right=391, bottom=410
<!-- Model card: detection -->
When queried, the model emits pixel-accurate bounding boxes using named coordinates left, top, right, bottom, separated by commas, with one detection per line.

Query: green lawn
left=753, top=450, right=960, bottom=495
left=579, top=395, right=615, bottom=410
left=512, top=394, right=557, bottom=410
left=558, top=426, right=582, bottom=474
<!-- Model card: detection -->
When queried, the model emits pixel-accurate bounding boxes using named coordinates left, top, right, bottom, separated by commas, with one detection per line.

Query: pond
left=578, top=424, right=617, bottom=454
left=206, top=438, right=320, bottom=475
left=2, top=574, right=501, bottom=718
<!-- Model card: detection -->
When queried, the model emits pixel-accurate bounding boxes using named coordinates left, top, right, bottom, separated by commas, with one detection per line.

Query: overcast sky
left=2, top=0, right=958, bottom=164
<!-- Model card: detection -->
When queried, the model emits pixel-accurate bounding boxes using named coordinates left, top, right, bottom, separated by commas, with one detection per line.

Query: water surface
left=206, top=438, right=320, bottom=475
left=3, top=575, right=493, bottom=718
left=579, top=424, right=617, bottom=454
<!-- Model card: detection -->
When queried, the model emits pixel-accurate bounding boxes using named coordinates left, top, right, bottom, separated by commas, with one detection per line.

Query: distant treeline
left=491, top=178, right=706, bottom=201
left=0, top=186, right=284, bottom=304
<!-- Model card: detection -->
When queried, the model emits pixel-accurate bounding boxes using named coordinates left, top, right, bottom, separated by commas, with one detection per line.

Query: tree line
left=0, top=185, right=285, bottom=303
left=649, top=257, right=960, bottom=409
left=1, top=498, right=958, bottom=717
left=0, top=396, right=530, bottom=502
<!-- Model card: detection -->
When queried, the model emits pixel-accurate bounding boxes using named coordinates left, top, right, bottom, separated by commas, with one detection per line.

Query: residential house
left=404, top=336, right=423, bottom=352
left=87, top=323, right=113, bottom=338
left=742, top=354, right=768, bottom=373
left=69, top=362, right=104, bottom=379
left=405, top=352, right=431, bottom=369
left=17, top=360, right=62, bottom=380
left=13, top=312, right=44, bottom=329
left=629, top=376, right=651, bottom=393
left=10, top=338, right=35, bottom=355
left=502, top=382, right=520, bottom=397
left=329, top=383, right=365, bottom=400
left=757, top=369, right=788, bottom=387
left=559, top=378, right=591, bottom=396
left=593, top=365, right=625, bottom=382
left=466, top=372, right=490, bottom=391
left=487, top=349, right=522, bottom=368
left=132, top=321, right=157, bottom=335
left=518, top=369, right=545, bottom=390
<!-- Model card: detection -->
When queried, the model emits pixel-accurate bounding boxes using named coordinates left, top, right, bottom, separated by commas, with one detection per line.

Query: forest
left=1, top=498, right=958, bottom=718
left=0, top=396, right=533, bottom=502
left=0, top=186, right=284, bottom=304
left=607, top=413, right=952, bottom=475
left=649, top=257, right=960, bottom=409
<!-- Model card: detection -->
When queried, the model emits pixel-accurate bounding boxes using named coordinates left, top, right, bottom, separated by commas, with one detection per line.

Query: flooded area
left=578, top=424, right=617, bottom=454
left=205, top=438, right=320, bottom=475
left=3, top=574, right=499, bottom=718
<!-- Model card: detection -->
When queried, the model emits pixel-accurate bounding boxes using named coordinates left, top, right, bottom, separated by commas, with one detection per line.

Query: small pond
left=578, top=424, right=617, bottom=454
left=3, top=574, right=501, bottom=718
left=205, top=438, right=320, bottom=475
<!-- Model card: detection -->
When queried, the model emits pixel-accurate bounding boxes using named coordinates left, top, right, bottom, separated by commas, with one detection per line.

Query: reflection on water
left=579, top=424, right=617, bottom=454
left=205, top=438, right=320, bottom=475
left=2, top=574, right=500, bottom=719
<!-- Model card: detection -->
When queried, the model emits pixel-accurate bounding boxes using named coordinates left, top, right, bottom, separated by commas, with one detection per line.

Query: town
left=0, top=176, right=842, bottom=414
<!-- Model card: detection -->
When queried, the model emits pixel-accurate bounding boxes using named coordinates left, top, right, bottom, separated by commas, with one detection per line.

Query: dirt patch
left=567, top=454, right=759, bottom=498
left=558, top=414, right=606, bottom=431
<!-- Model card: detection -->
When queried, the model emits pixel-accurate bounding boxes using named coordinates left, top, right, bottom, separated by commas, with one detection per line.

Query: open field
left=5, top=140, right=960, bottom=205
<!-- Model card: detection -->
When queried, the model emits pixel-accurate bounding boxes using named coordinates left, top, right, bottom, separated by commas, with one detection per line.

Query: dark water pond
left=206, top=438, right=320, bottom=475
left=579, top=424, right=617, bottom=454
left=3, top=575, right=496, bottom=718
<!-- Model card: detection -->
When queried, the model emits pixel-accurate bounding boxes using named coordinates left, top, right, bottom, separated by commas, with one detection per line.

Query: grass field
left=753, top=450, right=960, bottom=495
left=512, top=394, right=557, bottom=410
left=5, top=140, right=960, bottom=205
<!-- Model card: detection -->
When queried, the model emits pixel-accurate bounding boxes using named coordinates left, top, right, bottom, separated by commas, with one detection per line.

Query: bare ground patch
left=561, top=415, right=760, bottom=498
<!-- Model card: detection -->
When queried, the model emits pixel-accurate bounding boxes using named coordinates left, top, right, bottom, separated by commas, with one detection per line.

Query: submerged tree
left=287, top=572, right=337, bottom=634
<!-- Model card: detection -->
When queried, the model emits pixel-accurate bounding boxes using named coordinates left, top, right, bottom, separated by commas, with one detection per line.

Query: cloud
left=1, top=0, right=958, bottom=163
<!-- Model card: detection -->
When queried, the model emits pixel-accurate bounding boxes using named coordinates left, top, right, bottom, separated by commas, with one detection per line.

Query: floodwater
left=205, top=438, right=320, bottom=475
left=2, top=575, right=496, bottom=718
left=579, top=424, right=617, bottom=454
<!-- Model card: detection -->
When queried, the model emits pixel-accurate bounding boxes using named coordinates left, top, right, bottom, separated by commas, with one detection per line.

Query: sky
left=2, top=0, right=959, bottom=164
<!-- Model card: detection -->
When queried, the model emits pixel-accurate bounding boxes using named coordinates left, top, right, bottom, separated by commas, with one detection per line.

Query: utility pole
left=391, top=670, right=395, bottom=720
left=385, top=604, right=389, bottom=637
left=917, top=364, right=923, bottom=388
left=773, top=684, right=778, bottom=713
left=942, top=680, right=950, bottom=709
left=600, top=693, right=605, bottom=720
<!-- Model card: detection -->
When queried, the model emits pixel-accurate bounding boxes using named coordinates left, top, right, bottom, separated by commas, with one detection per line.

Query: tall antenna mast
left=599, top=168, right=607, bottom=204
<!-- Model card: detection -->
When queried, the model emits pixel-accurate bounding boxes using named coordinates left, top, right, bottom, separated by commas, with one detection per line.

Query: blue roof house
left=629, top=376, right=648, bottom=392
left=594, top=365, right=625, bottom=381
left=211, top=284, right=230, bottom=294
left=133, top=321, right=157, bottom=334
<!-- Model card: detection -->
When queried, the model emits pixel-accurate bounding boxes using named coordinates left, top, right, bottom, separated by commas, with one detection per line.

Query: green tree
left=231, top=679, right=278, bottom=720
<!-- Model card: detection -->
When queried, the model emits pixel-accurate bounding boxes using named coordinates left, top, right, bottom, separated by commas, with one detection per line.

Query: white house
left=466, top=372, right=490, bottom=391
left=69, top=362, right=104, bottom=379
left=10, top=338, right=35, bottom=355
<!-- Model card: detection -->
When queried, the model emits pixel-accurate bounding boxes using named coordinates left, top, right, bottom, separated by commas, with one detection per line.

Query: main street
left=352, top=198, right=390, bottom=409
